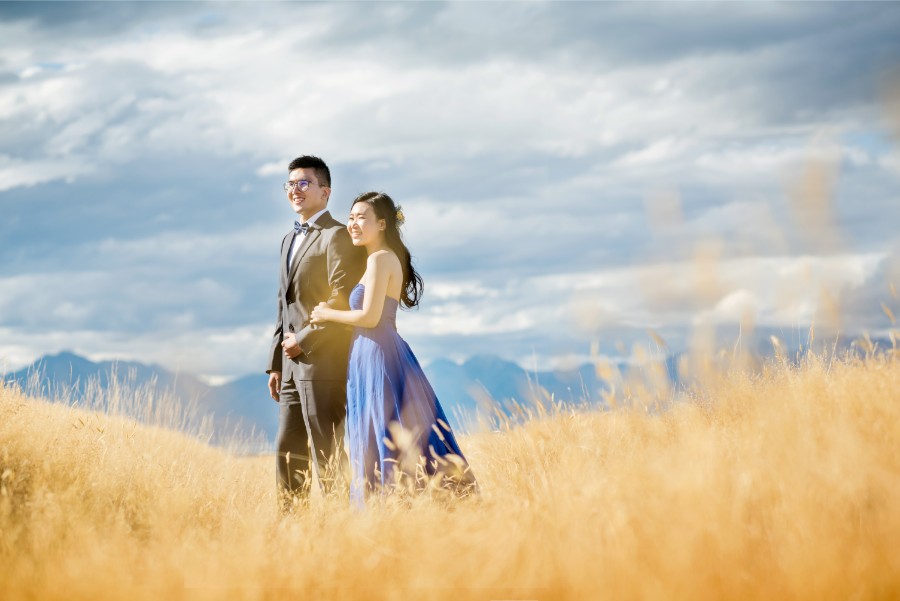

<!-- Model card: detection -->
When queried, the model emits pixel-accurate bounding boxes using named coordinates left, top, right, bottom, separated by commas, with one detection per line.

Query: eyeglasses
left=283, top=180, right=323, bottom=193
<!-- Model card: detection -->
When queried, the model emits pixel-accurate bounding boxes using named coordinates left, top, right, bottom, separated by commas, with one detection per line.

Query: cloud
left=0, top=154, right=93, bottom=191
left=0, top=322, right=273, bottom=380
left=1, top=2, right=899, bottom=373
left=395, top=251, right=890, bottom=367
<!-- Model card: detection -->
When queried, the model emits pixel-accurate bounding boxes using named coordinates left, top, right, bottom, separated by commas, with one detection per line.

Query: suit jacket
left=266, top=211, right=365, bottom=382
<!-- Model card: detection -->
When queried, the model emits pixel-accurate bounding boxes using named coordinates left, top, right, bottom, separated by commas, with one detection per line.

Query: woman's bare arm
left=310, top=251, right=397, bottom=329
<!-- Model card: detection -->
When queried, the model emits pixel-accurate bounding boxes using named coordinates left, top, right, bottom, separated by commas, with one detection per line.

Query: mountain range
left=2, top=351, right=615, bottom=447
left=4, top=333, right=889, bottom=449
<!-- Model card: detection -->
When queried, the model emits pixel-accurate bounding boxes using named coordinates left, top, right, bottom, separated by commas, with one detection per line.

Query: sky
left=1, top=1, right=899, bottom=382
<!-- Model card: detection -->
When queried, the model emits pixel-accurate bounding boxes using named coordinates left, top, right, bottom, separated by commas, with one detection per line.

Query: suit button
left=288, top=324, right=295, bottom=332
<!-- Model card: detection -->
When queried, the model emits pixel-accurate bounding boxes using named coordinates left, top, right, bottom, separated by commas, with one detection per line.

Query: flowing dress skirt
left=346, top=285, right=477, bottom=504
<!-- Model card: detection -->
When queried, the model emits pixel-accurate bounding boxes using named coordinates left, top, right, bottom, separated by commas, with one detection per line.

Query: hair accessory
left=395, top=207, right=405, bottom=226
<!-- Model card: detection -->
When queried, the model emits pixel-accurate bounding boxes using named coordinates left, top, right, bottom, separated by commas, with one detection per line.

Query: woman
left=310, top=191, right=477, bottom=504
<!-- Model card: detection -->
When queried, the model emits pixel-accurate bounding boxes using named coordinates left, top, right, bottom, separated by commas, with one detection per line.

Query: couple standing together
left=265, top=155, right=477, bottom=509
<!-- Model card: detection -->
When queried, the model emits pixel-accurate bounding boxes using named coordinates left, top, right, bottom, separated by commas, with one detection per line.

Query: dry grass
left=1, top=353, right=899, bottom=601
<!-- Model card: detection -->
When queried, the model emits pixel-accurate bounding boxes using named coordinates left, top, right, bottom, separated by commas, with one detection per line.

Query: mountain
left=425, top=354, right=610, bottom=410
left=3, top=352, right=277, bottom=448
left=4, top=335, right=889, bottom=448
left=2, top=351, right=617, bottom=447
left=7, top=350, right=211, bottom=403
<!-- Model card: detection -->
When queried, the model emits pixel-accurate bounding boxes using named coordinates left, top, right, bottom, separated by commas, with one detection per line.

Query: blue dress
left=346, top=283, right=477, bottom=504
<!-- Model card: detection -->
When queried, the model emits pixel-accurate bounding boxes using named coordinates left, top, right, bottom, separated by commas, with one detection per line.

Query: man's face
left=286, top=167, right=329, bottom=220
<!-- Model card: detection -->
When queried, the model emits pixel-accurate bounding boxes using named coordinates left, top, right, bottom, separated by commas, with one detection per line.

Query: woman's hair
left=351, top=191, right=424, bottom=309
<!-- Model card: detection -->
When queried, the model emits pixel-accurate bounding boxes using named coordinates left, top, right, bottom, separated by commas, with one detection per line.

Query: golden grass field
left=1, top=352, right=899, bottom=601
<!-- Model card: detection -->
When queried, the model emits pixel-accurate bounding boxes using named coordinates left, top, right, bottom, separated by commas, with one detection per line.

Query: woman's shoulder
left=367, top=249, right=402, bottom=274
left=368, top=249, right=401, bottom=264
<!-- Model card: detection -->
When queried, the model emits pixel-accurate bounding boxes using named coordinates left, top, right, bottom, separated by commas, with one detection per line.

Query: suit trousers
left=275, top=377, right=347, bottom=504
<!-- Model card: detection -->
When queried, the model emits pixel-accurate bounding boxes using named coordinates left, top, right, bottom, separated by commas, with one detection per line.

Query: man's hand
left=281, top=333, right=302, bottom=359
left=267, top=371, right=282, bottom=402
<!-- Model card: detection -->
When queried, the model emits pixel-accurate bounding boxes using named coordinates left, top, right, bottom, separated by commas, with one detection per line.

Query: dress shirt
left=288, top=208, right=328, bottom=268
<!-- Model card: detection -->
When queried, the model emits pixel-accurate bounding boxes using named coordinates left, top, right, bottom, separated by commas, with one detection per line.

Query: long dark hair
left=351, top=191, right=424, bottom=309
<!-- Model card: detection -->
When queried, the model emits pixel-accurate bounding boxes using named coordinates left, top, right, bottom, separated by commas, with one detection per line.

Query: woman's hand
left=310, top=302, right=331, bottom=324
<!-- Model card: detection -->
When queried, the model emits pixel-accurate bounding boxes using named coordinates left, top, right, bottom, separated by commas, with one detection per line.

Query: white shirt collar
left=299, top=208, right=329, bottom=227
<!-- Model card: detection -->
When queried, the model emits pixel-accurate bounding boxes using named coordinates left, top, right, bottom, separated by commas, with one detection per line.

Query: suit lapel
left=287, top=211, right=331, bottom=283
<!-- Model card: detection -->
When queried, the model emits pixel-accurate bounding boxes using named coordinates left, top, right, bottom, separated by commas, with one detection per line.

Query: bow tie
left=294, top=221, right=310, bottom=235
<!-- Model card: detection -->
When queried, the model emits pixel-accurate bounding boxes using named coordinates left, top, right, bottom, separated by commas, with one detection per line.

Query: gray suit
left=266, top=210, right=365, bottom=502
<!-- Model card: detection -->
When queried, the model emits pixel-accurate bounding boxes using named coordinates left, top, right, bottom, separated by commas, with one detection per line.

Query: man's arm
left=267, top=235, right=288, bottom=376
left=311, top=252, right=392, bottom=329
left=266, top=288, right=285, bottom=374
left=266, top=261, right=286, bottom=400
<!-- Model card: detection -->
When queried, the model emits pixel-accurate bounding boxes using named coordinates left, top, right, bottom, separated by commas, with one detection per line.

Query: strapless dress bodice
left=349, top=283, right=398, bottom=330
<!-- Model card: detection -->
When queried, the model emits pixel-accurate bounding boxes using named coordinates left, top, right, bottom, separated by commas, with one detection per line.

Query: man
left=266, top=155, right=364, bottom=510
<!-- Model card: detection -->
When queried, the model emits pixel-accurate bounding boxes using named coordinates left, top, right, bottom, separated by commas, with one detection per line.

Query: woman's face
left=347, top=202, right=385, bottom=247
